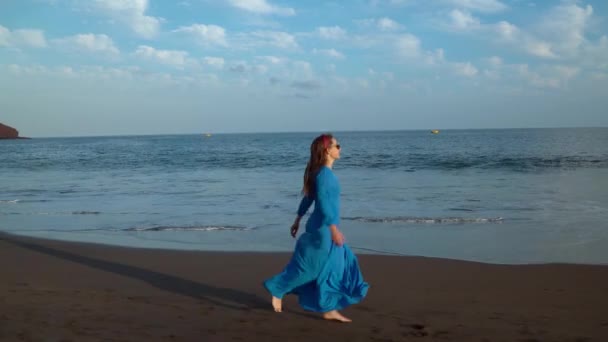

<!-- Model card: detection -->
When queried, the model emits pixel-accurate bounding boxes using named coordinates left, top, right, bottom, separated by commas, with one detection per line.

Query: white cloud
left=7, top=64, right=42, bottom=76
left=134, top=45, right=193, bottom=69
left=494, top=21, right=556, bottom=59
left=0, top=25, right=47, bottom=48
left=515, top=64, right=579, bottom=88
left=481, top=57, right=506, bottom=80
left=355, top=17, right=403, bottom=31
left=290, top=61, right=314, bottom=79
left=425, top=48, right=445, bottom=65
left=313, top=48, right=345, bottom=59
left=357, top=17, right=403, bottom=31
left=525, top=41, right=557, bottom=59
left=582, top=35, right=608, bottom=70
left=480, top=58, right=582, bottom=88
left=394, top=32, right=482, bottom=80
left=438, top=5, right=579, bottom=61
left=453, top=62, right=478, bottom=77
left=483, top=68, right=500, bottom=80
left=317, top=26, right=347, bottom=40
left=450, top=9, right=480, bottom=30
left=246, top=31, right=298, bottom=49
left=0, top=25, right=11, bottom=46
left=228, top=61, right=249, bottom=73
left=93, top=0, right=161, bottom=39
left=395, top=33, right=421, bottom=58
left=3, top=64, right=219, bottom=88
left=254, top=64, right=269, bottom=74
left=368, top=68, right=396, bottom=89
left=203, top=57, right=225, bottom=69
left=356, top=78, right=370, bottom=88
left=54, top=33, right=119, bottom=55
left=494, top=21, right=518, bottom=40
left=492, top=21, right=558, bottom=59
left=173, top=24, right=228, bottom=47
left=379, top=32, right=447, bottom=67
left=13, top=29, right=47, bottom=48
left=228, top=0, right=295, bottom=16
left=489, top=3, right=593, bottom=60
left=554, top=65, right=579, bottom=80
left=445, top=0, right=507, bottom=13
left=535, top=3, right=593, bottom=58
left=0, top=26, right=7, bottom=46
left=226, top=60, right=268, bottom=75
left=230, top=57, right=320, bottom=88
left=5, top=64, right=136, bottom=80
left=256, top=56, right=285, bottom=64
left=377, top=17, right=402, bottom=31
left=487, top=56, right=503, bottom=66
left=369, top=0, right=413, bottom=6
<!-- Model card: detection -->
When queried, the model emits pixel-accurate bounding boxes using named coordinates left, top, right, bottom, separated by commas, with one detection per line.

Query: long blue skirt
left=263, top=230, right=369, bottom=312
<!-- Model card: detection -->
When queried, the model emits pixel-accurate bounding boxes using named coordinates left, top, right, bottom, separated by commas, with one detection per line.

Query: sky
left=0, top=0, right=607, bottom=137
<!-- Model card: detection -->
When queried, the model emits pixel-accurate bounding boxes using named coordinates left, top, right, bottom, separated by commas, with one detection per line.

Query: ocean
left=1, top=128, right=607, bottom=264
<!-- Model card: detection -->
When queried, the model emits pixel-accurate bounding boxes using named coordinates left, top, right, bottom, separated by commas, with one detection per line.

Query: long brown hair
left=302, top=133, right=333, bottom=196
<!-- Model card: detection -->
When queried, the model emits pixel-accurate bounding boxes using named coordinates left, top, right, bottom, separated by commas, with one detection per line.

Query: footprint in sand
left=400, top=323, right=429, bottom=338
left=354, top=305, right=374, bottom=312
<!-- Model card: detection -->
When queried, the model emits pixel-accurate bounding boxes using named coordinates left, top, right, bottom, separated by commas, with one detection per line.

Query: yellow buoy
left=431, top=130, right=440, bottom=134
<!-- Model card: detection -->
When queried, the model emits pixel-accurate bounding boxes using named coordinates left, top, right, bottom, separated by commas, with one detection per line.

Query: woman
left=263, top=133, right=369, bottom=322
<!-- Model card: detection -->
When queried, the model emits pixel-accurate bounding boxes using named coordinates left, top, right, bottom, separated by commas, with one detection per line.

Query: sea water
left=2, top=128, right=607, bottom=264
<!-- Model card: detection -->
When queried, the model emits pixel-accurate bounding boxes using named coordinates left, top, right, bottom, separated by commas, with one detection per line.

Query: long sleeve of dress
left=316, top=169, right=340, bottom=227
left=297, top=195, right=314, bottom=217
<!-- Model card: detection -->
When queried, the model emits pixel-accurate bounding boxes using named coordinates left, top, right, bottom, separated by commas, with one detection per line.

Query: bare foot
left=322, top=310, right=352, bottom=323
left=271, top=296, right=282, bottom=312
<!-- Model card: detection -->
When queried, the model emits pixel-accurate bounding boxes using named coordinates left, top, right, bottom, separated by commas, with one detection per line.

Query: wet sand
left=1, top=232, right=607, bottom=341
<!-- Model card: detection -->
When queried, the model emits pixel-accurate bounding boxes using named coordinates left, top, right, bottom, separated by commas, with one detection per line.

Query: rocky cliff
left=0, top=123, right=20, bottom=139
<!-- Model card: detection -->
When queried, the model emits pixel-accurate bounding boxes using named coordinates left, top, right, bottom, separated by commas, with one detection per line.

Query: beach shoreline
left=2, top=231, right=608, bottom=341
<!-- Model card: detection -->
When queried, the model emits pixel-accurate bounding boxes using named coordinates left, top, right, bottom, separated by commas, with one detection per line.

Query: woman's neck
left=325, top=159, right=334, bottom=169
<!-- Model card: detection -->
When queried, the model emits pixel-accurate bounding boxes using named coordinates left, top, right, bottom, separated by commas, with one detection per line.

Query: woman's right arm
left=297, top=194, right=313, bottom=218
left=291, top=194, right=313, bottom=237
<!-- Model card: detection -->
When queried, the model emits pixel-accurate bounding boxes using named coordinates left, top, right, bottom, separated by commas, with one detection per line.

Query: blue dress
left=263, top=166, right=369, bottom=312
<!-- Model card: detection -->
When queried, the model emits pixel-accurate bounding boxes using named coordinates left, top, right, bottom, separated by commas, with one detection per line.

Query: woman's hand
left=330, top=226, right=345, bottom=246
left=290, top=222, right=299, bottom=238
left=290, top=216, right=301, bottom=238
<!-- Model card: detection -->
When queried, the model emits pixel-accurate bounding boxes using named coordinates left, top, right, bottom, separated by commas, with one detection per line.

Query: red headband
left=321, top=135, right=330, bottom=149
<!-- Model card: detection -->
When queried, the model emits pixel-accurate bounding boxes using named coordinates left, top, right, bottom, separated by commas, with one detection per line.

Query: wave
left=342, top=155, right=608, bottom=172
left=72, top=211, right=101, bottom=215
left=0, top=226, right=254, bottom=233
left=4, top=146, right=607, bottom=173
left=37, top=211, right=102, bottom=215
left=123, top=225, right=254, bottom=232
left=1, top=211, right=163, bottom=216
left=0, top=199, right=20, bottom=204
left=343, top=216, right=504, bottom=224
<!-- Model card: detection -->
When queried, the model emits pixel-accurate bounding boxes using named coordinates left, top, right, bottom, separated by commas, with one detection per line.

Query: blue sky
left=1, top=0, right=607, bottom=137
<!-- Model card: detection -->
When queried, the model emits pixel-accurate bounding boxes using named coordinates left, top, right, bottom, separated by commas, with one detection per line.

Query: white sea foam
left=343, top=216, right=504, bottom=224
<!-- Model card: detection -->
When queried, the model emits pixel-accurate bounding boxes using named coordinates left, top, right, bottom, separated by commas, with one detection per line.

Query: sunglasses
left=333, top=144, right=341, bottom=150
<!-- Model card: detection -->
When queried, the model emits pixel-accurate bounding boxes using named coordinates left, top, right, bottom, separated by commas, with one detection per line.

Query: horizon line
left=7, top=126, right=608, bottom=139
